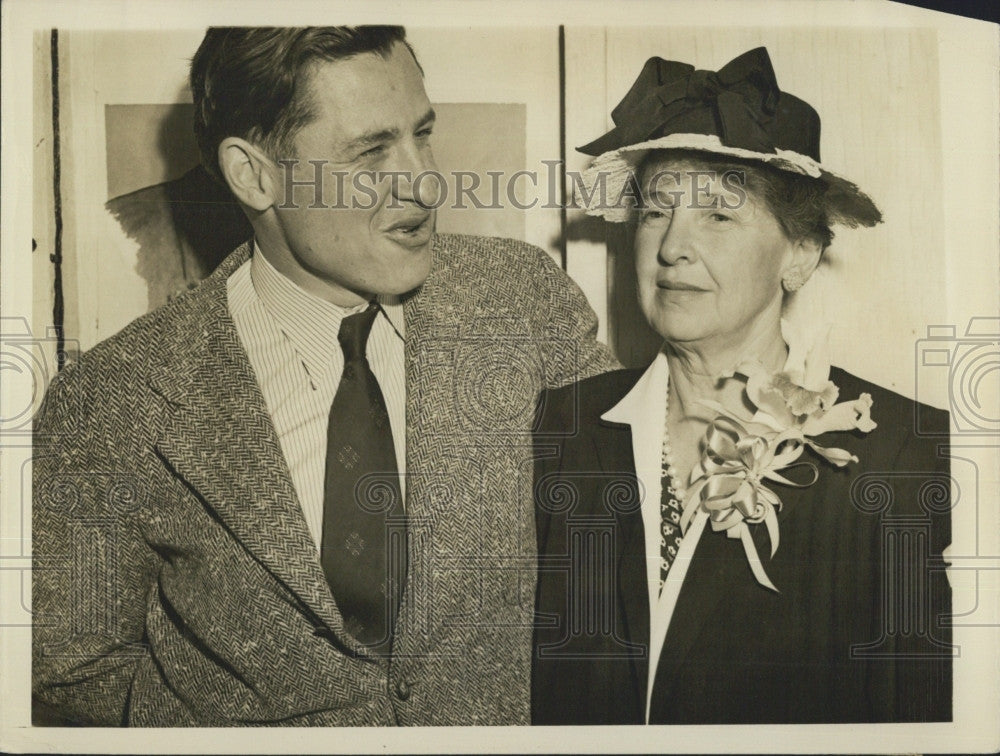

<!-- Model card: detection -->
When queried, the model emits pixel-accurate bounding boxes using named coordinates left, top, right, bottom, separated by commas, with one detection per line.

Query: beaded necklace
left=659, top=380, right=687, bottom=593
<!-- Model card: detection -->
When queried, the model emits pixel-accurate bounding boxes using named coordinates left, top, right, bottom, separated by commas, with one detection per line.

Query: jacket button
left=395, top=678, right=412, bottom=701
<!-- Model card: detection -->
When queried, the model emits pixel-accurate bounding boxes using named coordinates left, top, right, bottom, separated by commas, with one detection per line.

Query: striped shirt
left=227, top=244, right=407, bottom=550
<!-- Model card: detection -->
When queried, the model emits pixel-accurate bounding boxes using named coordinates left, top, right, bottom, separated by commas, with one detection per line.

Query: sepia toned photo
left=2, top=0, right=998, bottom=753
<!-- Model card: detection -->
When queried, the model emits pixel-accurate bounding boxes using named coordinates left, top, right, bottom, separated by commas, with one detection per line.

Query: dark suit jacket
left=532, top=367, right=952, bottom=724
left=32, top=233, right=618, bottom=726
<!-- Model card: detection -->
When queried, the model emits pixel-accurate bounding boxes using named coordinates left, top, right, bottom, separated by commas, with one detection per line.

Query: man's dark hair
left=190, top=26, right=412, bottom=182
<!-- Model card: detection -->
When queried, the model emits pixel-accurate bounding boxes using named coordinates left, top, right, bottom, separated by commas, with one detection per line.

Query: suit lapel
left=592, top=389, right=651, bottom=712
left=652, top=521, right=731, bottom=684
left=148, top=245, right=366, bottom=657
left=400, top=232, right=465, bottom=519
left=592, top=418, right=649, bottom=646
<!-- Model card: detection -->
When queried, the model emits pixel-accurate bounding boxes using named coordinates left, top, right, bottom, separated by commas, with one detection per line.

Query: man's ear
left=783, top=236, right=823, bottom=289
left=217, top=137, right=278, bottom=212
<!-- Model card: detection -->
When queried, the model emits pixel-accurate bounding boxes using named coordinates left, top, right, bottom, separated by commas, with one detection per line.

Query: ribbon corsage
left=680, top=321, right=877, bottom=592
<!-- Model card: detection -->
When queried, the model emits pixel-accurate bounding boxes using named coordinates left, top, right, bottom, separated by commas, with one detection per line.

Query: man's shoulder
left=427, top=233, right=583, bottom=316
left=434, top=232, right=541, bottom=255
left=432, top=233, right=554, bottom=275
left=48, top=244, right=248, bottom=400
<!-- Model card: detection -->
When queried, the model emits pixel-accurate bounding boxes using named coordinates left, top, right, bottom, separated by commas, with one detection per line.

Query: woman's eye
left=640, top=208, right=671, bottom=223
left=709, top=212, right=731, bottom=222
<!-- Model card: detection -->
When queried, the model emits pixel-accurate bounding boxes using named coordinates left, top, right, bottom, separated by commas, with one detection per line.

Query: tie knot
left=337, top=302, right=379, bottom=363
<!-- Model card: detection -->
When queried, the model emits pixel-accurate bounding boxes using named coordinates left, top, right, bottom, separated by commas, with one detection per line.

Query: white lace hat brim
left=577, top=133, right=876, bottom=225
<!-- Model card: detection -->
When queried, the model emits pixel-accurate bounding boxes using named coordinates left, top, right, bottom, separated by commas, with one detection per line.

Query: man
left=32, top=26, right=617, bottom=726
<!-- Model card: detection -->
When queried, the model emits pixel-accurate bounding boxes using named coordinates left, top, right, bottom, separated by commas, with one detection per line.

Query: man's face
left=265, top=42, right=438, bottom=306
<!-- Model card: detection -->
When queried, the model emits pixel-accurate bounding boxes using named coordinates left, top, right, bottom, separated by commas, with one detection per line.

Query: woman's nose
left=658, top=209, right=697, bottom=265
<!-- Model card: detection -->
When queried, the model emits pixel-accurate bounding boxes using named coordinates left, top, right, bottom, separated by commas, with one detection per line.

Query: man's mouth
left=384, top=213, right=433, bottom=246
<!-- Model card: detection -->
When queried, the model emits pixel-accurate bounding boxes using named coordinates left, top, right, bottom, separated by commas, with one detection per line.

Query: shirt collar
left=602, top=346, right=670, bottom=428
left=250, top=241, right=405, bottom=380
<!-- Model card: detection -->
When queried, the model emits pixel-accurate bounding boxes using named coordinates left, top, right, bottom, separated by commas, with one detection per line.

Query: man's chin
left=378, top=256, right=434, bottom=299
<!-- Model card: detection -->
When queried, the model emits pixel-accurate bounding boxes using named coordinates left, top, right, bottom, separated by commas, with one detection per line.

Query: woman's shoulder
left=536, top=368, right=646, bottom=432
left=830, top=365, right=949, bottom=427
left=828, top=365, right=950, bottom=461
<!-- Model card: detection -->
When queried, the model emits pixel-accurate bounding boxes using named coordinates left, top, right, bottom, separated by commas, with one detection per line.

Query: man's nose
left=391, top=142, right=439, bottom=208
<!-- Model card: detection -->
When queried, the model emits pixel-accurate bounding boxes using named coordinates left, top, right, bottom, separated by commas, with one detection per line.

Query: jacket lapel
left=593, top=387, right=651, bottom=711
left=593, top=418, right=649, bottom=644
left=147, top=245, right=367, bottom=657
left=652, top=522, right=732, bottom=686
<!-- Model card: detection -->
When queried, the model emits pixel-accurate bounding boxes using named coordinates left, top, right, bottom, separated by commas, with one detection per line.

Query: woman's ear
left=217, top=137, right=278, bottom=212
left=782, top=237, right=823, bottom=292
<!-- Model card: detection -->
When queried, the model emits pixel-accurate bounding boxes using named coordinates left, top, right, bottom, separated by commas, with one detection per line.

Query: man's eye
left=359, top=144, right=386, bottom=159
left=709, top=212, right=731, bottom=222
left=416, top=127, right=434, bottom=139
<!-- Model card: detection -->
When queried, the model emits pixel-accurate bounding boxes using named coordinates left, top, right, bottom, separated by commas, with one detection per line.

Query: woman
left=532, top=47, right=951, bottom=724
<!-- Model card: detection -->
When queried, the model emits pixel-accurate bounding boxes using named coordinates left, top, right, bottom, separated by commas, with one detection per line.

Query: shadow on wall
left=105, top=101, right=252, bottom=311
left=106, top=164, right=251, bottom=308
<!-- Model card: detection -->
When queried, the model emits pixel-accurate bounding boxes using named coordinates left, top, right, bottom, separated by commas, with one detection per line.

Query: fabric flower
left=683, top=322, right=877, bottom=591
left=802, top=392, right=877, bottom=436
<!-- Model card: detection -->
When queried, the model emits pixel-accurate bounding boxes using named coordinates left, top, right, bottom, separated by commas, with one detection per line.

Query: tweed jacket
left=532, top=367, right=952, bottom=724
left=32, top=233, right=618, bottom=726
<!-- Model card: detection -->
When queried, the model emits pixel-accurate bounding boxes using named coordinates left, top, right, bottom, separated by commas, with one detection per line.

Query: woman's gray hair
left=638, top=149, right=883, bottom=251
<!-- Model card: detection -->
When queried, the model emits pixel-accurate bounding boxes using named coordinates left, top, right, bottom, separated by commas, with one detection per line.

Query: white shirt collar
left=600, top=344, right=670, bottom=634
left=250, top=241, right=405, bottom=380
left=602, top=346, right=670, bottom=428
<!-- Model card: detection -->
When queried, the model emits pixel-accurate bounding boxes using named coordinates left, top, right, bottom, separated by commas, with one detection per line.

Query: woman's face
left=635, top=157, right=799, bottom=353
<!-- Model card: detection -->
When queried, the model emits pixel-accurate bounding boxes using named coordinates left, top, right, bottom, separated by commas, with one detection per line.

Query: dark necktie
left=321, top=302, right=406, bottom=651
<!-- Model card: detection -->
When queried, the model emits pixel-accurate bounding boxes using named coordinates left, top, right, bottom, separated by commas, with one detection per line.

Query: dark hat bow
left=579, top=47, right=819, bottom=161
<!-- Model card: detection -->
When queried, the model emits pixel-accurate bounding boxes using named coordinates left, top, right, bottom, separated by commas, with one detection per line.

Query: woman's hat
left=578, top=47, right=881, bottom=226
